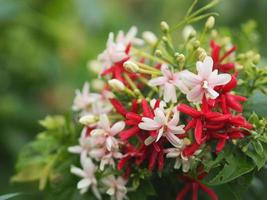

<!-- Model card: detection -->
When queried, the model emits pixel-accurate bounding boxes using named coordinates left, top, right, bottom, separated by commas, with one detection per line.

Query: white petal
left=209, top=73, right=231, bottom=87
left=206, top=87, right=219, bottom=99
left=187, top=85, right=203, bottom=103
left=99, top=114, right=110, bottom=131
left=139, top=118, right=161, bottom=130
left=71, top=166, right=86, bottom=178
left=154, top=108, right=166, bottom=125
left=148, top=76, right=167, bottom=86
left=156, top=128, right=164, bottom=142
left=196, top=56, right=213, bottom=79
left=168, top=125, right=185, bottom=135
left=111, top=121, right=125, bottom=135
left=78, top=178, right=91, bottom=189
left=174, top=158, right=182, bottom=169
left=180, top=70, right=202, bottom=88
left=166, top=132, right=183, bottom=148
left=68, top=146, right=82, bottom=154
left=164, top=83, right=177, bottom=103
left=168, top=110, right=180, bottom=126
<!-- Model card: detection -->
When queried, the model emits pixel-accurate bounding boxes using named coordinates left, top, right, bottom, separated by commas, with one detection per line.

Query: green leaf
left=39, top=115, right=66, bottom=130
left=245, top=142, right=267, bottom=170
left=128, top=179, right=155, bottom=200
left=253, top=140, right=263, bottom=155
left=207, top=152, right=254, bottom=186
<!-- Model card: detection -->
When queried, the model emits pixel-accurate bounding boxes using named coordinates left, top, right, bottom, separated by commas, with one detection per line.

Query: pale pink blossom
left=101, top=175, right=128, bottom=200
left=68, top=128, right=106, bottom=161
left=72, top=82, right=101, bottom=111
left=98, top=26, right=143, bottom=71
left=138, top=104, right=185, bottom=147
left=70, top=153, right=101, bottom=199
left=149, top=64, right=188, bottom=103
left=91, top=114, right=125, bottom=152
left=181, top=56, right=231, bottom=103
left=165, top=146, right=201, bottom=173
left=99, top=151, right=123, bottom=171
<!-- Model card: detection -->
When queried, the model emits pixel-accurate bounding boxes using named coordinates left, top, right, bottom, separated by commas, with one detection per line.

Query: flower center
left=202, top=80, right=209, bottom=89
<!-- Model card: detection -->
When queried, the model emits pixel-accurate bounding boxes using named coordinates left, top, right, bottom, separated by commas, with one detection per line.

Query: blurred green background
left=1, top=0, right=267, bottom=199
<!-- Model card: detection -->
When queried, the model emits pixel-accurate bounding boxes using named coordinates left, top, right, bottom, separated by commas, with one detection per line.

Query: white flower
left=138, top=104, right=185, bottom=147
left=99, top=151, right=123, bottom=171
left=165, top=146, right=201, bottom=173
left=98, top=26, right=143, bottom=72
left=70, top=153, right=101, bottom=199
left=91, top=114, right=125, bottom=152
left=142, top=31, right=158, bottom=45
left=68, top=128, right=106, bottom=160
left=181, top=56, right=231, bottom=103
left=101, top=175, right=128, bottom=200
left=148, top=64, right=188, bottom=103
left=72, top=82, right=101, bottom=112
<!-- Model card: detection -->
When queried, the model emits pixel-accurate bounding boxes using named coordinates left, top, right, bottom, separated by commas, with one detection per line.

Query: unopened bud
left=193, top=40, right=200, bottom=49
left=196, top=47, right=207, bottom=61
left=91, top=79, right=105, bottom=91
left=160, top=21, right=169, bottom=33
left=182, top=25, right=196, bottom=41
left=176, top=54, right=185, bottom=64
left=79, top=114, right=96, bottom=126
left=108, top=79, right=125, bottom=91
left=87, top=60, right=102, bottom=74
left=155, top=49, right=162, bottom=57
left=142, top=31, right=158, bottom=45
left=205, top=16, right=215, bottom=29
left=124, top=61, right=139, bottom=73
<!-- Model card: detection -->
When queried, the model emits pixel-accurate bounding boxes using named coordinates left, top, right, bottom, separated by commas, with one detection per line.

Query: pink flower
left=70, top=153, right=101, bottom=199
left=101, top=175, right=128, bottom=200
left=91, top=114, right=125, bottom=152
left=68, top=128, right=106, bottom=161
left=98, top=26, right=143, bottom=72
left=72, top=82, right=101, bottom=112
left=149, top=64, right=188, bottom=103
left=138, top=104, right=185, bottom=147
left=181, top=56, right=231, bottom=103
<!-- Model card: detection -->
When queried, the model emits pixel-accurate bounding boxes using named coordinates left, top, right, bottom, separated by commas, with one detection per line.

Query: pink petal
left=78, top=179, right=91, bottom=189
left=164, top=83, right=177, bottom=103
left=149, top=76, right=168, bottom=86
left=180, top=70, right=202, bottom=88
left=187, top=85, right=203, bottom=103
left=196, top=56, right=213, bottom=79
left=154, top=108, right=166, bottom=125
left=209, top=73, right=231, bottom=87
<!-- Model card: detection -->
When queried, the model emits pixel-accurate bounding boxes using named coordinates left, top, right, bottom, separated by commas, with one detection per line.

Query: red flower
left=210, top=40, right=236, bottom=73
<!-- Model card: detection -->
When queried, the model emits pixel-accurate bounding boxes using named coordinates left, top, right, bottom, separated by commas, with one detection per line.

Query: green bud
left=160, top=21, right=169, bottom=33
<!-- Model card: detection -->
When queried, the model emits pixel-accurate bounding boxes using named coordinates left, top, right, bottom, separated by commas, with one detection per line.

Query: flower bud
left=253, top=54, right=261, bottom=64
left=205, top=16, right=215, bottom=29
left=87, top=60, right=102, bottom=74
left=196, top=47, right=207, bottom=61
left=160, top=21, right=169, bottom=33
left=155, top=49, right=162, bottom=57
left=123, top=61, right=139, bottom=73
left=176, top=54, right=185, bottom=64
left=108, top=79, right=125, bottom=91
left=192, top=40, right=200, bottom=49
left=91, top=79, right=105, bottom=91
left=182, top=25, right=196, bottom=41
left=79, top=114, right=96, bottom=126
left=142, top=31, right=158, bottom=45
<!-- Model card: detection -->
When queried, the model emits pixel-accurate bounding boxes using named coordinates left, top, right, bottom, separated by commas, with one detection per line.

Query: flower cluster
left=69, top=18, right=261, bottom=200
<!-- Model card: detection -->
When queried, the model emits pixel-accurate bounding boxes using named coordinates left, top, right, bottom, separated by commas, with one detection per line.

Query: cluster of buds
left=70, top=17, right=254, bottom=200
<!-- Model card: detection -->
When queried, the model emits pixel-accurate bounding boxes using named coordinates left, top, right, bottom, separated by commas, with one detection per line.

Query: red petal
left=192, top=183, right=199, bottom=200
left=198, top=183, right=218, bottom=200
left=148, top=150, right=158, bottom=171
left=183, top=143, right=200, bottom=157
left=110, top=98, right=127, bottom=116
left=177, top=104, right=202, bottom=118
left=142, top=99, right=154, bottom=118
left=216, top=139, right=226, bottom=153
left=220, top=45, right=236, bottom=62
left=184, top=119, right=196, bottom=132
left=131, top=99, right=138, bottom=112
left=195, top=119, right=203, bottom=144
left=126, top=112, right=142, bottom=122
left=120, top=126, right=140, bottom=140
left=176, top=183, right=191, bottom=200
left=222, top=75, right=237, bottom=92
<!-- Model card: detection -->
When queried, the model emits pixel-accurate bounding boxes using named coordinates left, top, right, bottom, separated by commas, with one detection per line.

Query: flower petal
left=187, top=85, right=203, bottom=103
left=111, top=121, right=125, bottom=135
left=148, top=76, right=167, bottom=86
left=196, top=56, right=213, bottom=79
